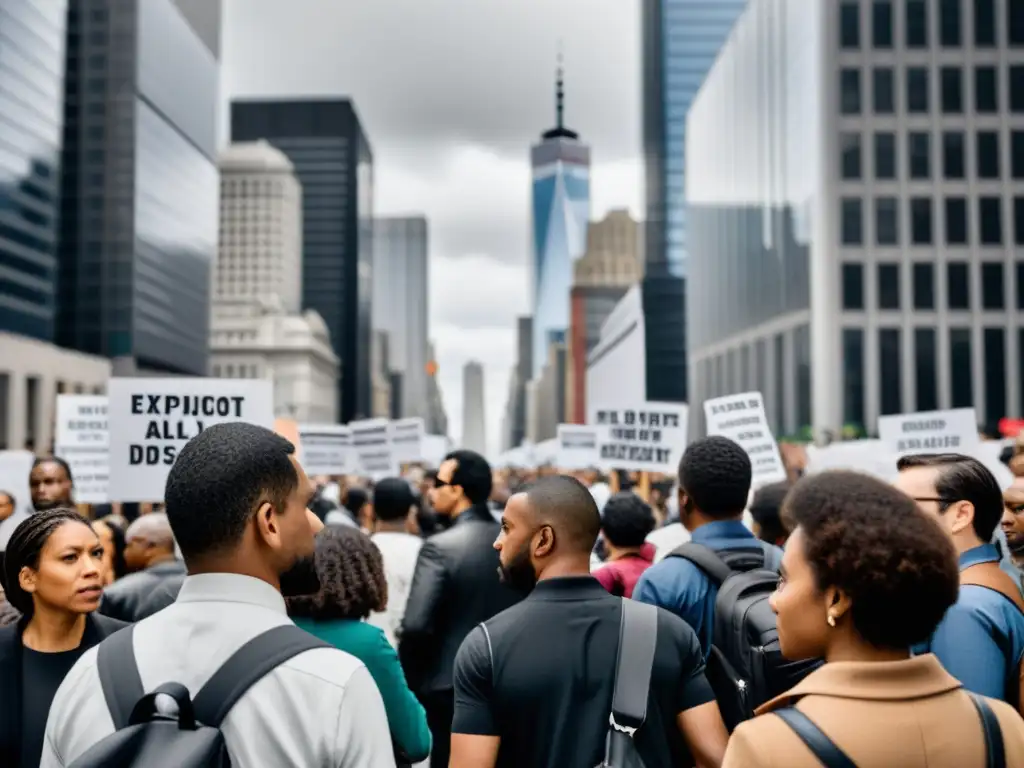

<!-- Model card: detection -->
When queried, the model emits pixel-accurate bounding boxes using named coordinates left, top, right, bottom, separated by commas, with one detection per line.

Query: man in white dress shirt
left=368, top=477, right=424, bottom=647
left=40, top=422, right=395, bottom=767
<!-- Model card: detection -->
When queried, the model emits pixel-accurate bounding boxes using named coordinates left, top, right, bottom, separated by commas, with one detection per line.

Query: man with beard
left=449, top=475, right=728, bottom=768
left=1001, top=477, right=1024, bottom=595
left=40, top=422, right=394, bottom=767
left=400, top=450, right=521, bottom=768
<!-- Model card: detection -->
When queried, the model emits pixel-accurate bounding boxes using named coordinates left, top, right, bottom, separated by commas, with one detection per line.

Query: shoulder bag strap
left=666, top=542, right=733, bottom=585
left=610, top=599, right=658, bottom=732
left=191, top=624, right=332, bottom=728
left=970, top=693, right=1006, bottom=768
left=774, top=707, right=858, bottom=768
left=97, top=625, right=144, bottom=731
left=962, top=563, right=1024, bottom=615
left=760, top=541, right=783, bottom=572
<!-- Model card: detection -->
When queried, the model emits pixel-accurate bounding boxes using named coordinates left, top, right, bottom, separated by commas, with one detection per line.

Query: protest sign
left=588, top=402, right=688, bottom=473
left=704, top=392, right=786, bottom=487
left=55, top=395, right=109, bottom=503
left=298, top=424, right=351, bottom=476
left=556, top=424, right=603, bottom=470
left=390, top=417, right=425, bottom=464
left=107, top=378, right=274, bottom=501
left=349, top=418, right=398, bottom=478
left=878, top=408, right=979, bottom=455
left=0, top=450, right=34, bottom=515
left=804, top=439, right=898, bottom=483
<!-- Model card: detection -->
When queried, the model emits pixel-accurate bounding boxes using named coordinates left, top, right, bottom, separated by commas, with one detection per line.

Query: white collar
left=175, top=573, right=286, bottom=615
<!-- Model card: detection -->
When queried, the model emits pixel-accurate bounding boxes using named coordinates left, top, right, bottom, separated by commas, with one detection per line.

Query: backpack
left=667, top=542, right=822, bottom=731
left=69, top=623, right=331, bottom=767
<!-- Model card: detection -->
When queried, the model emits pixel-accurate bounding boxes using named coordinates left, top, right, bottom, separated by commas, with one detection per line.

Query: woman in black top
left=0, top=507, right=125, bottom=766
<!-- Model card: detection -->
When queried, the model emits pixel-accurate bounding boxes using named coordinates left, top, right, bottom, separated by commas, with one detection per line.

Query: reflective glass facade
left=0, top=0, right=67, bottom=341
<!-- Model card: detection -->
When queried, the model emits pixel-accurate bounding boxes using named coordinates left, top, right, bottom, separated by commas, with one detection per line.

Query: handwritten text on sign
left=878, top=408, right=980, bottom=455
left=703, top=392, right=786, bottom=485
left=595, top=408, right=681, bottom=464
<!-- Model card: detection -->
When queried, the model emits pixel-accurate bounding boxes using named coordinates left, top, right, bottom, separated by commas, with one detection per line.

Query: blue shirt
left=917, top=543, right=1024, bottom=701
left=633, top=519, right=780, bottom=655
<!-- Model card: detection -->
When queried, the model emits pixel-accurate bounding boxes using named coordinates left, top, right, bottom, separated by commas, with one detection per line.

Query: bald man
left=98, top=513, right=186, bottom=622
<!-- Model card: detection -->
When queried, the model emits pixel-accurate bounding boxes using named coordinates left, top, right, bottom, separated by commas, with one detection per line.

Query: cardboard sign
left=390, top=417, right=425, bottom=464
left=878, top=408, right=979, bottom=455
left=556, top=424, right=603, bottom=470
left=298, top=424, right=351, bottom=476
left=107, top=378, right=274, bottom=501
left=590, top=403, right=688, bottom=473
left=349, top=418, right=397, bottom=479
left=704, top=392, right=786, bottom=487
left=55, top=395, right=109, bottom=504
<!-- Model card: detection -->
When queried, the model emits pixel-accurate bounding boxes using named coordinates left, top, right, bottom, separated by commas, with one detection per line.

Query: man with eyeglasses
left=895, top=453, right=1024, bottom=706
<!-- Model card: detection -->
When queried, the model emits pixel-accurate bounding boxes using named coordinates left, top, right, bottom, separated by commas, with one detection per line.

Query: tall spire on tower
left=556, top=41, right=565, bottom=131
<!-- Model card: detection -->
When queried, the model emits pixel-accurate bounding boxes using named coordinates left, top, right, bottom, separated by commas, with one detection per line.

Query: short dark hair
left=601, top=492, right=656, bottom=548
left=785, top=471, right=959, bottom=650
left=164, top=422, right=298, bottom=561
left=344, top=487, right=369, bottom=515
left=445, top=450, right=493, bottom=505
left=32, top=456, right=73, bottom=485
left=896, top=453, right=1004, bottom=542
left=373, top=477, right=415, bottom=522
left=3, top=506, right=93, bottom=615
left=678, top=436, right=751, bottom=518
left=750, top=481, right=792, bottom=543
left=286, top=527, right=386, bottom=621
left=522, top=475, right=601, bottom=554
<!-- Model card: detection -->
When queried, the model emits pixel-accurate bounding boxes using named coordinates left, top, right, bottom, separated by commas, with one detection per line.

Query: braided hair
left=286, top=526, right=387, bottom=621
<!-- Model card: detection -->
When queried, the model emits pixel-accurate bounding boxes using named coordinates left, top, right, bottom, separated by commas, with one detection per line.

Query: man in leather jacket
left=399, top=450, right=521, bottom=768
left=98, top=513, right=186, bottom=622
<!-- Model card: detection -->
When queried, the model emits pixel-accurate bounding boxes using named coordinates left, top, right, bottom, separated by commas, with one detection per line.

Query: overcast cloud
left=223, top=0, right=642, bottom=455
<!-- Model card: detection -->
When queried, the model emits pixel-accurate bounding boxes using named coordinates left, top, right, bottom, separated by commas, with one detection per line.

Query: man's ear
left=534, top=525, right=555, bottom=558
left=254, top=501, right=283, bottom=548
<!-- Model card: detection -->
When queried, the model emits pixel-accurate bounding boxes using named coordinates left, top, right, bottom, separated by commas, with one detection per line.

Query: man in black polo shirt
left=450, top=475, right=728, bottom=768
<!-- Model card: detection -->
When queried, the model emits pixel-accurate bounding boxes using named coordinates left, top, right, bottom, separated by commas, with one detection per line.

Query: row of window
left=840, top=65, right=1024, bottom=115
left=840, top=0, right=1024, bottom=49
left=841, top=260, right=1023, bottom=311
left=841, top=130, right=1024, bottom=182
left=840, top=196, right=1022, bottom=247
left=842, top=325, right=1016, bottom=428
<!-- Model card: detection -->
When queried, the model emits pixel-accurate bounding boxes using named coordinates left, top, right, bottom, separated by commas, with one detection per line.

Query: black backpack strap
left=97, top=625, right=144, bottom=730
left=191, top=624, right=332, bottom=728
left=774, top=707, right=858, bottom=768
left=969, top=692, right=1006, bottom=768
left=760, top=541, right=783, bottom=572
left=667, top=542, right=734, bottom=585
left=610, top=599, right=658, bottom=732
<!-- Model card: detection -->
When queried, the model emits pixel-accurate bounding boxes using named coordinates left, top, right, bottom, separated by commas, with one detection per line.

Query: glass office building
left=0, top=0, right=68, bottom=341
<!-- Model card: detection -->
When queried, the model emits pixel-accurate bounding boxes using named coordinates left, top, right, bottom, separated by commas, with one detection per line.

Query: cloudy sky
left=222, top=0, right=642, bottom=455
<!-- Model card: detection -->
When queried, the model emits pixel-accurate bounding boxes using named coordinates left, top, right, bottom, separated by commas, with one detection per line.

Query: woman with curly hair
left=723, top=470, right=1024, bottom=767
left=287, top=526, right=431, bottom=764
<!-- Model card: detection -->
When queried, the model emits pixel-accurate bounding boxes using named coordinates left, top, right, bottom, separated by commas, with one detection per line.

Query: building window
left=980, top=197, right=1003, bottom=245
left=873, top=68, right=895, bottom=113
left=872, top=1, right=893, bottom=46
left=910, top=197, right=933, bottom=244
left=913, top=263, right=935, bottom=309
left=982, top=262, right=1005, bottom=309
left=948, top=262, right=970, bottom=309
left=841, top=133, right=862, bottom=179
left=879, top=329, right=903, bottom=415
left=985, top=329, right=1007, bottom=422
left=940, top=68, right=963, bottom=112
left=1013, top=132, right=1024, bottom=178
left=974, top=0, right=996, bottom=45
left=841, top=69, right=862, bottom=114
left=915, top=329, right=939, bottom=411
left=842, top=262, right=865, bottom=310
left=906, top=0, right=928, bottom=46
left=943, top=132, right=965, bottom=178
left=841, top=2, right=860, bottom=48
left=946, top=197, right=969, bottom=244
left=940, top=0, right=962, bottom=45
left=977, top=132, right=1001, bottom=179
left=875, top=132, right=896, bottom=178
left=842, top=198, right=863, bottom=244
left=976, top=67, right=998, bottom=112
left=795, top=326, right=812, bottom=430
left=1018, top=262, right=1024, bottom=309
left=1012, top=0, right=1024, bottom=45
left=907, top=68, right=929, bottom=112
left=1017, top=198, right=1024, bottom=244
left=909, top=132, right=930, bottom=179
left=878, top=262, right=900, bottom=309
left=876, top=197, right=899, bottom=245
left=843, top=329, right=865, bottom=429
left=1014, top=66, right=1024, bottom=111
left=950, top=328, right=974, bottom=408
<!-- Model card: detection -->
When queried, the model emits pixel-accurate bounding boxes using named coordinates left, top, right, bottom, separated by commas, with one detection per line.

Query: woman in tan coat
left=723, top=470, right=1024, bottom=768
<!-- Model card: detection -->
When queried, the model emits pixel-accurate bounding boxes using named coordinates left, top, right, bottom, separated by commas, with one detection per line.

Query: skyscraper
left=57, top=0, right=221, bottom=375
left=530, top=57, right=590, bottom=378
left=231, top=99, right=374, bottom=422
left=461, top=361, right=486, bottom=455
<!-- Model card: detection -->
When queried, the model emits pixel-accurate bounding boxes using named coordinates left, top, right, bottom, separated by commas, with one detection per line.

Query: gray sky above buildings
left=223, top=0, right=642, bottom=451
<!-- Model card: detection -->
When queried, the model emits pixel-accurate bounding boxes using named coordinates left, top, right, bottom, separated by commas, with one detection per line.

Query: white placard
left=55, top=395, right=109, bottom=504
left=107, top=378, right=274, bottom=502
left=350, top=418, right=398, bottom=479
left=878, top=408, right=980, bottom=455
left=804, top=440, right=898, bottom=483
left=556, top=424, right=603, bottom=470
left=298, top=424, right=351, bottom=476
left=0, top=450, right=34, bottom=515
left=704, top=392, right=786, bottom=487
left=589, top=402, right=689, bottom=473
left=390, top=417, right=425, bottom=464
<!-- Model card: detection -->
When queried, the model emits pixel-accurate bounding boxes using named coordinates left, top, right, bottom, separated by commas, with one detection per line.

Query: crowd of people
left=1, top=423, right=1024, bottom=765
